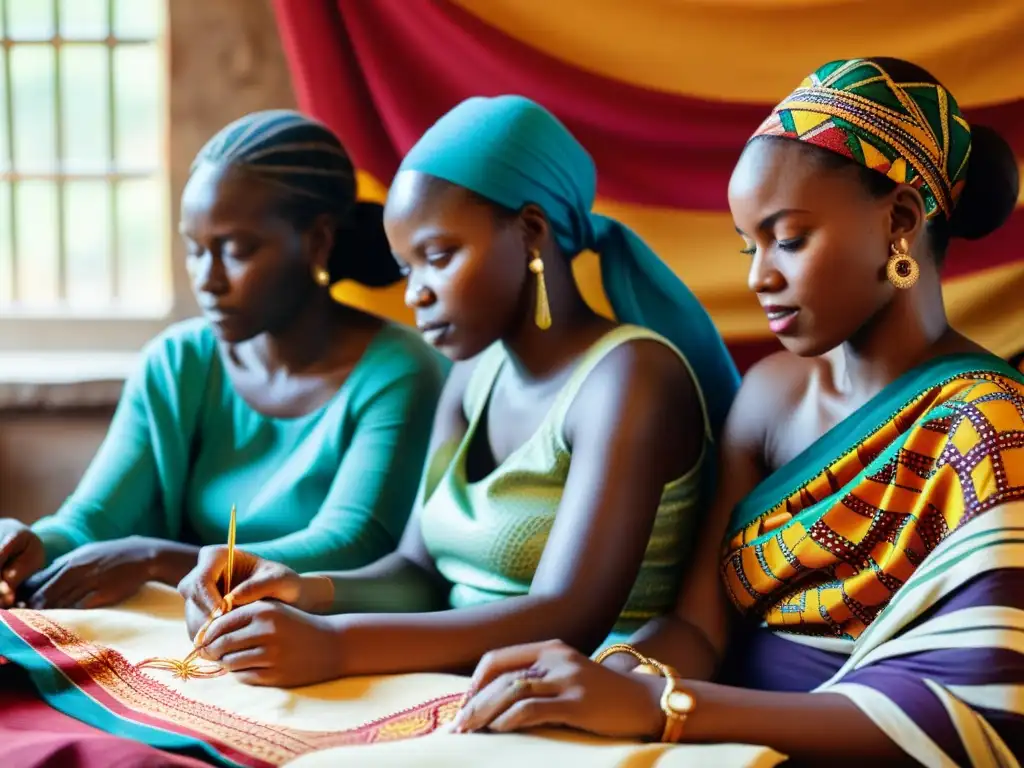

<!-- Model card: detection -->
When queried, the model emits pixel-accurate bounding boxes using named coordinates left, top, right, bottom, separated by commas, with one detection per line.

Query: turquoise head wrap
left=398, top=95, right=739, bottom=439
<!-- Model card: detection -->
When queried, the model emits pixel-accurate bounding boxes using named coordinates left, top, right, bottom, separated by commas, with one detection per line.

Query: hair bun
left=328, top=202, right=403, bottom=288
left=948, top=124, right=1019, bottom=241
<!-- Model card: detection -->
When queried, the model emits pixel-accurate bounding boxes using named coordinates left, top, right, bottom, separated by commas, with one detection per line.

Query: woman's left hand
left=197, top=601, right=343, bottom=687
left=453, top=640, right=665, bottom=739
left=20, top=537, right=164, bottom=609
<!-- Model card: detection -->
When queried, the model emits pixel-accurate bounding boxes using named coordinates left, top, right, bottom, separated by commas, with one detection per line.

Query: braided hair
left=192, top=110, right=400, bottom=287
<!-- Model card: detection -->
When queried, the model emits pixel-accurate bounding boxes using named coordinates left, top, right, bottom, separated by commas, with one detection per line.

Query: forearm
left=682, top=683, right=908, bottom=766
left=149, top=540, right=201, bottom=586
left=242, top=522, right=396, bottom=575
left=330, top=595, right=614, bottom=677
left=603, top=615, right=720, bottom=680
left=305, top=552, right=449, bottom=614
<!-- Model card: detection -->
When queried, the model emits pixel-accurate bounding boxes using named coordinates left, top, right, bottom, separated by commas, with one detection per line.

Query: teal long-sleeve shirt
left=32, top=319, right=448, bottom=572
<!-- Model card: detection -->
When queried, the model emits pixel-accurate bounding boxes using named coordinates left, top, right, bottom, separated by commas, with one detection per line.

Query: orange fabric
left=451, top=0, right=1024, bottom=106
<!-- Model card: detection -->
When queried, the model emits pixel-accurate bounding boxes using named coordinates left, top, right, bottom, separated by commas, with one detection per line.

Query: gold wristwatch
left=633, top=660, right=695, bottom=742
left=594, top=644, right=696, bottom=743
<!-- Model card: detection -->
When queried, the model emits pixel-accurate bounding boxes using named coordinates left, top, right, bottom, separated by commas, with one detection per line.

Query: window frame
left=0, top=0, right=190, bottom=355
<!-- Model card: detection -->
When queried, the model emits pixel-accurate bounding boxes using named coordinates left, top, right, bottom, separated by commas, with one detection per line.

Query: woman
left=176, top=95, right=740, bottom=687
left=451, top=59, right=1024, bottom=766
left=0, top=111, right=447, bottom=611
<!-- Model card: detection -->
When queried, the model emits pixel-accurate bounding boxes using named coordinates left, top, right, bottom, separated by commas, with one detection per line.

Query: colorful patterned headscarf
left=750, top=59, right=972, bottom=220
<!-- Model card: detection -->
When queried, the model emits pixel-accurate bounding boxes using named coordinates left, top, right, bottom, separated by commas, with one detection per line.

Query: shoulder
left=737, top=350, right=814, bottom=405
left=587, top=335, right=697, bottom=400
left=724, top=350, right=815, bottom=446
left=350, top=323, right=450, bottom=396
left=137, top=318, right=217, bottom=378
left=571, top=333, right=702, bottom=434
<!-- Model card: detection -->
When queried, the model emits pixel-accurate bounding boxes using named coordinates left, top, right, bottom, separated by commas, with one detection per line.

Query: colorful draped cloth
left=0, top=586, right=782, bottom=768
left=751, top=58, right=971, bottom=219
left=721, top=353, right=1024, bottom=765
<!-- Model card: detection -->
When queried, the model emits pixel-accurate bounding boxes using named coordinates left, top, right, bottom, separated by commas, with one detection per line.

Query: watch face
left=667, top=690, right=695, bottom=714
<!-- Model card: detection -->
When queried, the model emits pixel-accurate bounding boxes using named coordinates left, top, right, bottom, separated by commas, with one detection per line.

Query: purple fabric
left=718, top=625, right=844, bottom=692
left=842, top=665, right=971, bottom=765
left=724, top=569, right=1024, bottom=762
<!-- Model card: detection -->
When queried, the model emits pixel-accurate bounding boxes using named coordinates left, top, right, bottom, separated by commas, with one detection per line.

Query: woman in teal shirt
left=0, top=110, right=447, bottom=610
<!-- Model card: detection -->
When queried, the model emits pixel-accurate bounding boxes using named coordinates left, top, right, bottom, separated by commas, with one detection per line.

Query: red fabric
left=0, top=669, right=208, bottom=768
left=272, top=0, right=1024, bottom=209
left=270, top=0, right=1024, bottom=274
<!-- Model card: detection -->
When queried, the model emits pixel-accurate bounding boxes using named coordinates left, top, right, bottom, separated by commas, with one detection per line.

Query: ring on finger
left=508, top=666, right=548, bottom=697
left=509, top=677, right=533, bottom=697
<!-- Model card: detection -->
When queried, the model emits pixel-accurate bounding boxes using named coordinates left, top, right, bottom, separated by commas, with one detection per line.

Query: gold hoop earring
left=528, top=249, right=552, bottom=330
left=313, top=266, right=331, bottom=287
left=886, top=238, right=919, bottom=290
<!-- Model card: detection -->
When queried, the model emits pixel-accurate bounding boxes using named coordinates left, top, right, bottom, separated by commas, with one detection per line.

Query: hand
left=20, top=537, right=161, bottom=609
left=196, top=601, right=343, bottom=687
left=0, top=520, right=45, bottom=607
left=176, top=546, right=309, bottom=639
left=452, top=640, right=665, bottom=739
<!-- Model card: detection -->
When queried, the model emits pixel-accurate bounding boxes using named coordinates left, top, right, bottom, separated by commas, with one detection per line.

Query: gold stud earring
left=313, top=266, right=331, bottom=287
left=528, top=249, right=552, bottom=330
left=886, top=238, right=919, bottom=290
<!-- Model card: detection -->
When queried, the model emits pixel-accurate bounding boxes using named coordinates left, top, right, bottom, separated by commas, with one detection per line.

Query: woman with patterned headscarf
left=0, top=111, right=447, bottom=611
left=451, top=59, right=1024, bottom=765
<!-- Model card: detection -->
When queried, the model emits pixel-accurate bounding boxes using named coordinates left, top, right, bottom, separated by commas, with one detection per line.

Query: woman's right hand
left=176, top=546, right=310, bottom=640
left=0, top=520, right=45, bottom=607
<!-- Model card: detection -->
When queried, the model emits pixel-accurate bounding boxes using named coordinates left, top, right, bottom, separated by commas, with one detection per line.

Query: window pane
left=0, top=182, right=11, bottom=305
left=113, top=0, right=161, bottom=39
left=7, top=0, right=54, bottom=39
left=15, top=180, right=58, bottom=308
left=61, top=44, right=109, bottom=172
left=11, top=45, right=56, bottom=172
left=59, top=0, right=109, bottom=40
left=117, top=177, right=168, bottom=312
left=0, top=53, right=8, bottom=171
left=114, top=45, right=159, bottom=171
left=65, top=180, right=112, bottom=308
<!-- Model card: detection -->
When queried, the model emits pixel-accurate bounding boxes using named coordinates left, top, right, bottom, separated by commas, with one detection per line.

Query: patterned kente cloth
left=719, top=353, right=1024, bottom=766
left=751, top=58, right=971, bottom=220
left=721, top=353, right=1024, bottom=640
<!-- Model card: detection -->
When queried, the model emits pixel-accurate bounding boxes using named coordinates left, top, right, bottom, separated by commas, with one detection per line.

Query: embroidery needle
left=136, top=503, right=238, bottom=681
left=224, top=503, right=237, bottom=597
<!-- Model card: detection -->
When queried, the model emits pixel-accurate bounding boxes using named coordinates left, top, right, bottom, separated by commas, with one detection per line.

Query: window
left=0, top=0, right=178, bottom=353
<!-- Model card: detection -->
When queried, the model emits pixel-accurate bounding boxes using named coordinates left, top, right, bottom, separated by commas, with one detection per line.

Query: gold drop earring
left=528, top=249, right=552, bottom=330
left=312, top=265, right=331, bottom=287
left=886, top=238, right=919, bottom=289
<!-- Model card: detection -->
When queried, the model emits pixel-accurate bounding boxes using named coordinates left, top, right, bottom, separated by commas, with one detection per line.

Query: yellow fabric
left=450, top=0, right=1024, bottom=106
left=722, top=364, right=1024, bottom=638
left=345, top=13, right=1023, bottom=362
left=26, top=585, right=783, bottom=767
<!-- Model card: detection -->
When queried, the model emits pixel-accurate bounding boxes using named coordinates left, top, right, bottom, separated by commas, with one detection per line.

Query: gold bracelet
left=595, top=646, right=692, bottom=743
left=593, top=643, right=651, bottom=666
left=641, top=657, right=693, bottom=743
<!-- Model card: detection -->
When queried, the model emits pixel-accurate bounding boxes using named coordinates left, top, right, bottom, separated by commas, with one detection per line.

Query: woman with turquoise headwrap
left=176, top=95, right=739, bottom=687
